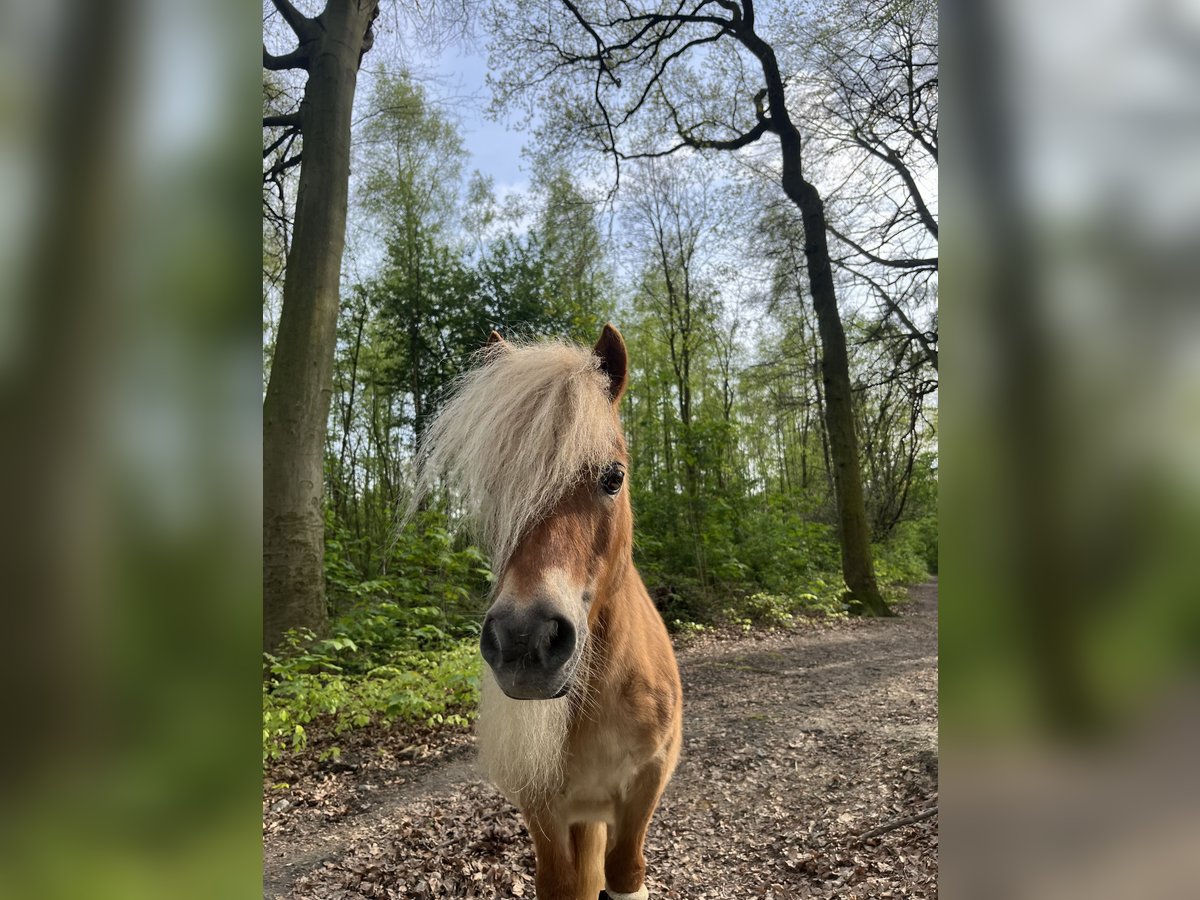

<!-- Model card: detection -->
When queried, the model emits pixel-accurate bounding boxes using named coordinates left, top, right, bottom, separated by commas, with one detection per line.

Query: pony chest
left=560, top=735, right=643, bottom=825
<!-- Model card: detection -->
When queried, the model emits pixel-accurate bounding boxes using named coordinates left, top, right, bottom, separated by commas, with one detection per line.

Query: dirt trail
left=264, top=581, right=938, bottom=899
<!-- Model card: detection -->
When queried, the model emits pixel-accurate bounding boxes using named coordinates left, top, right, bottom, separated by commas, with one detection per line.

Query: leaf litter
left=265, top=582, right=938, bottom=898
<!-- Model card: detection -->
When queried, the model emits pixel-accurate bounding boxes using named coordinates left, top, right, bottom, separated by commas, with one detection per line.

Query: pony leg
left=525, top=809, right=579, bottom=900
left=571, top=821, right=606, bottom=900
left=603, top=762, right=670, bottom=899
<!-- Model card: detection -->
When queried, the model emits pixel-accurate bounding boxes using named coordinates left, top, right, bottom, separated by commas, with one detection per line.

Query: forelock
left=413, top=339, right=622, bottom=565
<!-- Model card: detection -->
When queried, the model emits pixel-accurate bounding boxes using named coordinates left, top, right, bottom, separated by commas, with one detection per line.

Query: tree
left=801, top=0, right=938, bottom=372
left=488, top=0, right=890, bottom=613
left=354, top=72, right=474, bottom=448
left=533, top=166, right=614, bottom=333
left=263, top=0, right=381, bottom=651
left=624, top=159, right=719, bottom=586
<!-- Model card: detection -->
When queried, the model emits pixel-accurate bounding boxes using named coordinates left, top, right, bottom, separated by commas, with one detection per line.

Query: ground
left=263, top=581, right=938, bottom=899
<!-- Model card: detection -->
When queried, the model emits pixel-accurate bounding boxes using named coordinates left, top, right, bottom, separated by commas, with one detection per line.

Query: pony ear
left=593, top=323, right=628, bottom=403
left=485, top=330, right=508, bottom=350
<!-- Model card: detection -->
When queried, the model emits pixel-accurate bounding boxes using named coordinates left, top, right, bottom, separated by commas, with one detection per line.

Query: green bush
left=728, top=579, right=849, bottom=626
left=262, top=508, right=493, bottom=764
left=262, top=630, right=479, bottom=763
left=325, top=508, right=493, bottom=624
left=873, top=520, right=934, bottom=590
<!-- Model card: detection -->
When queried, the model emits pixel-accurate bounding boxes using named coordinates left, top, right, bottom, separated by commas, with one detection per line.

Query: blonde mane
left=413, top=339, right=621, bottom=567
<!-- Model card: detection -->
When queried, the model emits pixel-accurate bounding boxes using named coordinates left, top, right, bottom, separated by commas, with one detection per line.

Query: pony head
left=415, top=325, right=631, bottom=701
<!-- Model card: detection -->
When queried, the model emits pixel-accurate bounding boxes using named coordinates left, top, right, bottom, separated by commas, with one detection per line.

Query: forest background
left=261, top=0, right=939, bottom=762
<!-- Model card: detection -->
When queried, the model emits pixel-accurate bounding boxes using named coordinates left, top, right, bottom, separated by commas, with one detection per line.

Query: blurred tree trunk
left=263, top=0, right=379, bottom=651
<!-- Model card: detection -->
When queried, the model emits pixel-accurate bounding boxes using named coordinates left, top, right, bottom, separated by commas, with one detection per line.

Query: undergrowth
left=262, top=626, right=481, bottom=764
left=263, top=513, right=931, bottom=765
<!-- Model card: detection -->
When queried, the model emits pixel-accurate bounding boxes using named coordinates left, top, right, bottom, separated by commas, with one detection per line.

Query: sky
left=365, top=14, right=535, bottom=200
left=427, top=44, right=530, bottom=192
left=268, top=3, right=533, bottom=194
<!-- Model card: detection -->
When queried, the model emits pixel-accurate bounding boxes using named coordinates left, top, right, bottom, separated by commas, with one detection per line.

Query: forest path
left=264, top=581, right=938, bottom=899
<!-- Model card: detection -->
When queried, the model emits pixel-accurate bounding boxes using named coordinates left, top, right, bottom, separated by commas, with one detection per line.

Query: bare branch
left=265, top=153, right=304, bottom=183
left=263, top=127, right=298, bottom=159
left=827, top=224, right=937, bottom=270
left=682, top=118, right=773, bottom=151
left=263, top=44, right=310, bottom=71
left=663, top=85, right=773, bottom=151
left=847, top=266, right=938, bottom=372
left=857, top=806, right=938, bottom=842
left=851, top=131, right=938, bottom=240
left=269, top=0, right=317, bottom=41
left=616, top=31, right=727, bottom=129
left=712, top=0, right=743, bottom=23
left=264, top=113, right=301, bottom=129
left=560, top=0, right=622, bottom=86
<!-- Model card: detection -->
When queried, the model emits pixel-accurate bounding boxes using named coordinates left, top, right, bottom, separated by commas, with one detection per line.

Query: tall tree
left=355, top=72, right=472, bottom=448
left=533, top=166, right=613, bottom=332
left=489, top=0, right=890, bottom=613
left=263, top=0, right=381, bottom=651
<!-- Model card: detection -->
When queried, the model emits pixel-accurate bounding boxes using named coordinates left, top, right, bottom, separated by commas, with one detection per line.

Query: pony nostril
left=538, top=615, right=576, bottom=670
left=480, top=615, right=503, bottom=669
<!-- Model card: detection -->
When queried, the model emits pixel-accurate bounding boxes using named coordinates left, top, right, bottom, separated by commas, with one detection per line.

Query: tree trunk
left=334, top=299, right=367, bottom=522
left=781, top=158, right=891, bottom=616
left=263, top=0, right=376, bottom=652
left=732, top=28, right=889, bottom=614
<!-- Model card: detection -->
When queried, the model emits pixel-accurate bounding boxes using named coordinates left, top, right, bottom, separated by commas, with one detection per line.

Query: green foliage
left=912, top=513, right=939, bottom=575
left=265, top=609, right=480, bottom=763
left=739, top=585, right=849, bottom=625
left=324, top=509, right=492, bottom=625
left=262, top=625, right=480, bottom=764
left=873, top=517, right=936, bottom=589
left=262, top=507, right=493, bottom=764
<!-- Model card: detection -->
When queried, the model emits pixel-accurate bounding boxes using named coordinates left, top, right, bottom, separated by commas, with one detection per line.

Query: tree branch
left=676, top=111, right=773, bottom=151
left=827, top=224, right=937, bottom=270
left=264, top=113, right=301, bottom=129
left=856, top=806, right=938, bottom=842
left=263, top=44, right=310, bottom=71
left=359, top=3, right=380, bottom=67
left=263, top=127, right=298, bottom=159
left=560, top=0, right=621, bottom=87
left=851, top=132, right=938, bottom=240
left=848, top=267, right=938, bottom=372
left=269, top=0, right=317, bottom=41
left=265, top=153, right=304, bottom=182
left=741, top=0, right=756, bottom=29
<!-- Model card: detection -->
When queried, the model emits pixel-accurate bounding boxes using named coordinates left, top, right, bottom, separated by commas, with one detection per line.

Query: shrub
left=873, top=520, right=933, bottom=590
left=264, top=509, right=494, bottom=764
left=263, top=631, right=480, bottom=763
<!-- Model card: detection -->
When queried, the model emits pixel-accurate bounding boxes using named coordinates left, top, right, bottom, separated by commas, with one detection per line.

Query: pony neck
left=589, top=551, right=639, bottom=637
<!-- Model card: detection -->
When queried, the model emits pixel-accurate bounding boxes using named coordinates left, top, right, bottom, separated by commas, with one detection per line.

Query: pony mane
left=413, top=338, right=621, bottom=566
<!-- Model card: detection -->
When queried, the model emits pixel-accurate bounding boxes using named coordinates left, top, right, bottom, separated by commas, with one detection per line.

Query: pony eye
left=600, top=464, right=625, bottom=496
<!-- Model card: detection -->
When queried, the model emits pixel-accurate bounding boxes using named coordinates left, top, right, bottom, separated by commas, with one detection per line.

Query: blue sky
left=272, top=4, right=535, bottom=195
left=421, top=40, right=531, bottom=193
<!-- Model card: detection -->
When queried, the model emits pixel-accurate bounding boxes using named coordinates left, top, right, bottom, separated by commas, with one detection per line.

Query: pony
left=414, top=324, right=682, bottom=900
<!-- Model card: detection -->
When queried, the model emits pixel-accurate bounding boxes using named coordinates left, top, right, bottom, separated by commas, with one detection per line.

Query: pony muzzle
left=480, top=600, right=584, bottom=700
